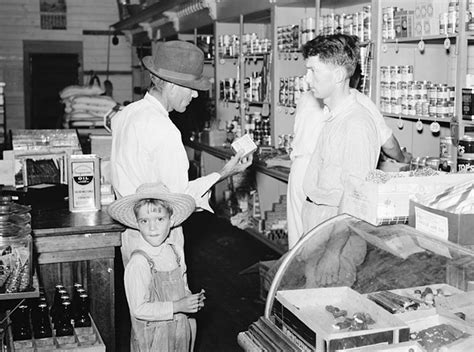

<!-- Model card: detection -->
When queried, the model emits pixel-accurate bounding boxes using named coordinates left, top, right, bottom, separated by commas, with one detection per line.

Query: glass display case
left=253, top=214, right=474, bottom=351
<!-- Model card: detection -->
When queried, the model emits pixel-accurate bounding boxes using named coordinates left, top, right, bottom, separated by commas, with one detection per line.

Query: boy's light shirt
left=124, top=228, right=189, bottom=322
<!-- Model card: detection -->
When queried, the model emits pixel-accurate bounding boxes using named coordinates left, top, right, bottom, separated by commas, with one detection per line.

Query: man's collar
left=323, top=92, right=356, bottom=122
left=144, top=92, right=169, bottom=116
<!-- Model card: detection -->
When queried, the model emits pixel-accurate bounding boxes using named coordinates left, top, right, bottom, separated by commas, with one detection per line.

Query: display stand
left=238, top=214, right=474, bottom=350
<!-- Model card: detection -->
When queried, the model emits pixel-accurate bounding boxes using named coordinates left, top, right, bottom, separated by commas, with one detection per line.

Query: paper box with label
left=342, top=172, right=474, bottom=226
left=409, top=200, right=474, bottom=246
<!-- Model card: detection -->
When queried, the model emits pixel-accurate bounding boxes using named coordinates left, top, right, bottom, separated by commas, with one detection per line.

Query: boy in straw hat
left=108, top=182, right=205, bottom=352
left=110, top=40, right=253, bottom=267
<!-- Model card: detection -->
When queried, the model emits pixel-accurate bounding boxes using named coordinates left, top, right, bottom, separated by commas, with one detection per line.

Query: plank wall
left=0, top=0, right=133, bottom=131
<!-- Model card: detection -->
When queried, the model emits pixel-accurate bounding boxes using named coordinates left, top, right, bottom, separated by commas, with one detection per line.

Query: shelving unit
left=112, top=0, right=474, bottom=254
left=372, top=0, right=469, bottom=160
left=383, top=112, right=454, bottom=123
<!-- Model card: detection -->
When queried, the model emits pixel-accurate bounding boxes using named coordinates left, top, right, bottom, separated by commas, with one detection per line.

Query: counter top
left=32, top=204, right=125, bottom=237
left=185, top=140, right=290, bottom=183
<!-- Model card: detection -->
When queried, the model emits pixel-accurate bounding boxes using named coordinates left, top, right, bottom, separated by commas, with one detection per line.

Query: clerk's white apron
left=287, top=155, right=312, bottom=249
left=287, top=92, right=325, bottom=249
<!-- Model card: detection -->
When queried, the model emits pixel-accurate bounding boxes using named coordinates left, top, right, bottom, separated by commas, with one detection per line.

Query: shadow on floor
left=115, top=211, right=280, bottom=351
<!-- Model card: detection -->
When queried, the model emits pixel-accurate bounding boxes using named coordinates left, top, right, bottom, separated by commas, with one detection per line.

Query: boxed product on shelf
left=273, top=287, right=409, bottom=351
left=342, top=171, right=474, bottom=226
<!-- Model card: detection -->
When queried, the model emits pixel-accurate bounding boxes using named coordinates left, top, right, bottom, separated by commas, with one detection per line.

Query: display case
left=240, top=214, right=474, bottom=351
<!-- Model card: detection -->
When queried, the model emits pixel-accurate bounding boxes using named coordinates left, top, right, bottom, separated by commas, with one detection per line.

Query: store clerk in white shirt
left=111, top=41, right=253, bottom=266
left=287, top=80, right=412, bottom=249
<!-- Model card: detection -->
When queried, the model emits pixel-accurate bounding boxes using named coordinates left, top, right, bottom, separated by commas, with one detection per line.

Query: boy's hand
left=174, top=290, right=206, bottom=314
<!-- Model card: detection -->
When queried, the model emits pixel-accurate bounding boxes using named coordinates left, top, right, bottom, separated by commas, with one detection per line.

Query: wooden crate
left=274, top=287, right=410, bottom=351
left=7, top=314, right=105, bottom=352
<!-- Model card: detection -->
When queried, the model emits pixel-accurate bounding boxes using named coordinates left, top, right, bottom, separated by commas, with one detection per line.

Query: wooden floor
left=114, top=211, right=280, bottom=351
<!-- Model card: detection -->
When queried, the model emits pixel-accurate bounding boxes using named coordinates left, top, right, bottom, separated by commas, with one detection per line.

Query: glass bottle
left=74, top=293, right=91, bottom=328
left=33, top=302, right=52, bottom=339
left=12, top=304, right=32, bottom=341
left=72, top=284, right=84, bottom=316
left=55, top=301, right=74, bottom=337
left=50, top=285, right=66, bottom=321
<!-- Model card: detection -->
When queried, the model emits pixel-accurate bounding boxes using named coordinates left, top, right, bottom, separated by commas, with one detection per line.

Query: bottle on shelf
left=12, top=304, right=32, bottom=341
left=33, top=302, right=52, bottom=339
left=55, top=301, right=74, bottom=337
left=74, top=293, right=92, bottom=328
left=72, top=283, right=83, bottom=315
left=50, top=287, right=68, bottom=326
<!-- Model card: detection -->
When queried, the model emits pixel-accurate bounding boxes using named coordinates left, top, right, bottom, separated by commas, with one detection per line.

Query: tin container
left=439, top=157, right=455, bottom=172
left=400, top=65, right=413, bottom=82
left=440, top=136, right=456, bottom=158
left=457, top=156, right=474, bottom=172
left=458, top=135, right=474, bottom=157
left=425, top=157, right=441, bottom=170
left=68, top=154, right=101, bottom=212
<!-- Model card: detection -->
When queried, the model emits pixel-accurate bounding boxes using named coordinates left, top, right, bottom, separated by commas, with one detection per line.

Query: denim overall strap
left=129, top=246, right=191, bottom=352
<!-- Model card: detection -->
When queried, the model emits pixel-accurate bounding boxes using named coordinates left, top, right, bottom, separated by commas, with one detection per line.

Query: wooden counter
left=185, top=140, right=290, bottom=254
left=185, top=140, right=290, bottom=183
left=32, top=205, right=124, bottom=352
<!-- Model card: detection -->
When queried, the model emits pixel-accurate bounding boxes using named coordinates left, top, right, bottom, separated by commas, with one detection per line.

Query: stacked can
left=380, top=65, right=413, bottom=114
left=300, top=17, right=316, bottom=46
left=467, top=0, right=474, bottom=31
left=219, top=78, right=238, bottom=101
left=382, top=7, right=401, bottom=40
left=242, top=33, right=271, bottom=55
left=251, top=112, right=271, bottom=146
left=218, top=34, right=239, bottom=57
left=457, top=135, right=474, bottom=172
left=277, top=25, right=300, bottom=53
left=440, top=0, right=459, bottom=34
left=439, top=135, right=457, bottom=172
left=279, top=75, right=309, bottom=107
left=380, top=65, right=455, bottom=118
left=319, top=6, right=371, bottom=42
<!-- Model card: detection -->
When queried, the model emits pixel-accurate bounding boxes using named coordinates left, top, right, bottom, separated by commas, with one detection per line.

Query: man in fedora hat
left=110, top=40, right=253, bottom=266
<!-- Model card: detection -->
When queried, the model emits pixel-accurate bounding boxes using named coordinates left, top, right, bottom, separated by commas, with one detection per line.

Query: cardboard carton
left=342, top=173, right=474, bottom=226
left=409, top=199, right=474, bottom=245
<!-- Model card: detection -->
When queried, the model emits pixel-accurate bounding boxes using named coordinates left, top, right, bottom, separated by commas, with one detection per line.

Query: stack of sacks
left=415, top=180, right=474, bottom=214
left=60, top=85, right=119, bottom=128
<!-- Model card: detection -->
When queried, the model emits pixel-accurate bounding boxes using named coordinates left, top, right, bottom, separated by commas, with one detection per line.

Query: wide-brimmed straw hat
left=141, top=40, right=211, bottom=91
left=108, top=182, right=196, bottom=229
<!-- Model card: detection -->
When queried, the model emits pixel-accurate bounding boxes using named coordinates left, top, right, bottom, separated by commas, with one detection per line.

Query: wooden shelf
left=219, top=100, right=270, bottom=106
left=383, top=34, right=458, bottom=44
left=383, top=113, right=454, bottom=123
left=0, top=273, right=39, bottom=301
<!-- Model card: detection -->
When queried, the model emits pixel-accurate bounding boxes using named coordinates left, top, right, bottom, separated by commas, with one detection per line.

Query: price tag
left=430, top=121, right=441, bottom=133
left=444, top=37, right=451, bottom=49
left=416, top=119, right=423, bottom=131
left=418, top=39, right=425, bottom=52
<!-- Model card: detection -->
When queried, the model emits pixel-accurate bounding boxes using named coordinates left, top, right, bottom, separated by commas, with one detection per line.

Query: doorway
left=30, top=53, right=78, bottom=129
left=23, top=40, right=83, bottom=129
